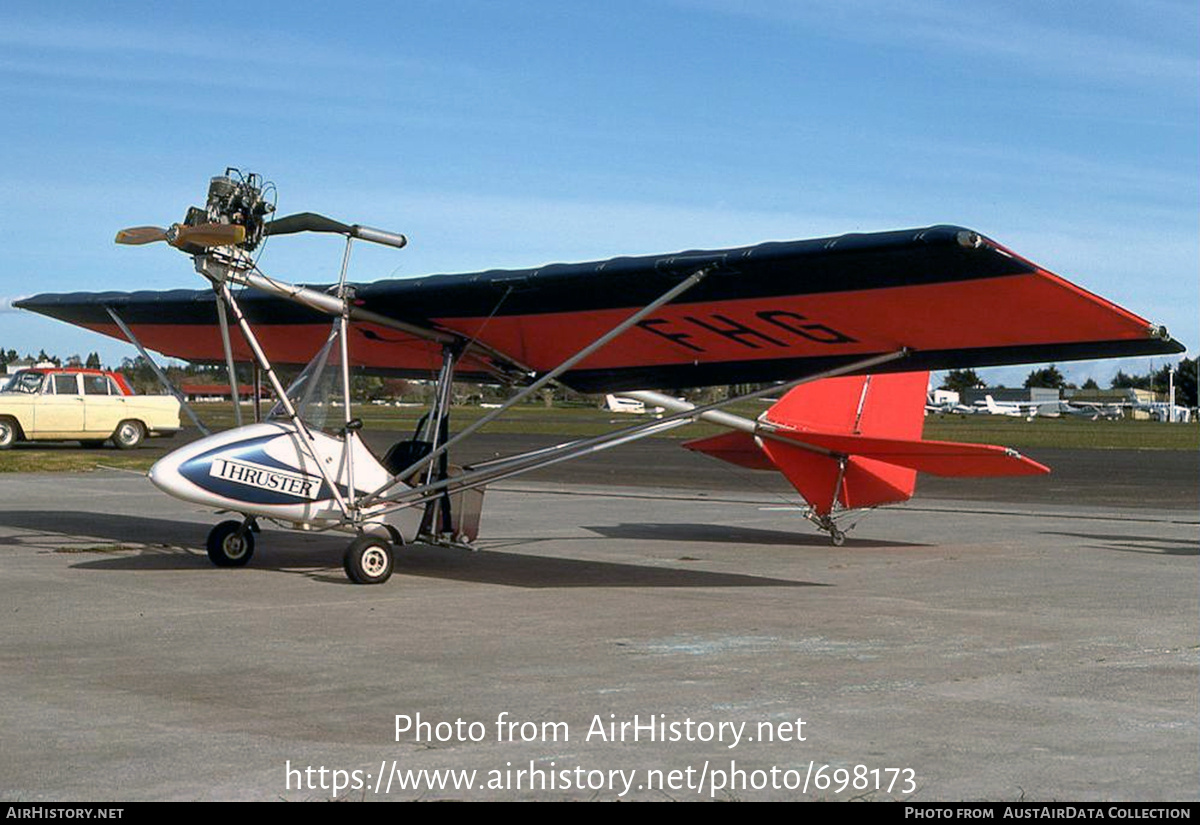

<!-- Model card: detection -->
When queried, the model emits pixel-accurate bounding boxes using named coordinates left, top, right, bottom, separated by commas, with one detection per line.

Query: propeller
left=114, top=226, right=168, bottom=245
left=115, top=222, right=247, bottom=249
left=175, top=223, right=246, bottom=248
left=116, top=211, right=403, bottom=252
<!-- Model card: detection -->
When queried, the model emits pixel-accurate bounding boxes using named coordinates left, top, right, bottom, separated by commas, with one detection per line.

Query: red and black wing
left=15, top=225, right=1182, bottom=391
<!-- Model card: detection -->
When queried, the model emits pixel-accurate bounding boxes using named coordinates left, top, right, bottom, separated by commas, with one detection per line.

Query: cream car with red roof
left=0, top=368, right=181, bottom=449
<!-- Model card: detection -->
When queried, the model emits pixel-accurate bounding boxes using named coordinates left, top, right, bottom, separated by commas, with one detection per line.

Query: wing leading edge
left=16, top=225, right=1182, bottom=391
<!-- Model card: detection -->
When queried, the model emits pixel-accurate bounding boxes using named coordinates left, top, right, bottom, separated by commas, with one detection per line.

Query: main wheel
left=207, top=520, right=255, bottom=567
left=0, top=417, right=16, bottom=450
left=344, top=536, right=394, bottom=585
left=112, top=420, right=145, bottom=450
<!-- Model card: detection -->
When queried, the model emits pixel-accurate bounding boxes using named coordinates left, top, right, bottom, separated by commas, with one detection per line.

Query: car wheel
left=0, top=417, right=16, bottom=450
left=206, top=520, right=255, bottom=567
left=344, top=535, right=394, bottom=584
left=113, top=420, right=145, bottom=450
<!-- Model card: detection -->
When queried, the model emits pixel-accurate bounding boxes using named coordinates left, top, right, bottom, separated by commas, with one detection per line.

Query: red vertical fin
left=762, top=371, right=932, bottom=512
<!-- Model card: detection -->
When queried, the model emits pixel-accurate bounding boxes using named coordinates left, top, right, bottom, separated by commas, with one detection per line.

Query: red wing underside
left=17, top=226, right=1181, bottom=392
left=61, top=270, right=1170, bottom=391
left=437, top=272, right=1156, bottom=374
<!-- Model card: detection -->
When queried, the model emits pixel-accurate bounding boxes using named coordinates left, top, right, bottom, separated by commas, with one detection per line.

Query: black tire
left=343, top=536, right=394, bottom=585
left=206, top=520, right=255, bottom=567
left=0, top=417, right=16, bottom=450
left=112, top=420, right=145, bottom=450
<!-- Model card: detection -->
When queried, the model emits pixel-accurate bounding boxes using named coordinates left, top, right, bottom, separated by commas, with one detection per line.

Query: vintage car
left=0, top=368, right=181, bottom=449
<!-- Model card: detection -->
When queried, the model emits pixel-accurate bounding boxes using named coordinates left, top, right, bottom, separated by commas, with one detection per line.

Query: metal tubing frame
left=252, top=363, right=263, bottom=422
left=336, top=239, right=356, bottom=509
left=104, top=305, right=211, bottom=436
left=213, top=292, right=243, bottom=427
left=372, top=417, right=693, bottom=519
left=204, top=271, right=352, bottom=518
left=363, top=264, right=715, bottom=506
left=625, top=389, right=841, bottom=459
left=187, top=247, right=903, bottom=531
left=221, top=263, right=536, bottom=381
left=368, top=349, right=908, bottom=515
left=418, top=345, right=459, bottom=537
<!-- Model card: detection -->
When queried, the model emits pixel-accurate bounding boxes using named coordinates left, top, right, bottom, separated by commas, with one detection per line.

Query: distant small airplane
left=925, top=398, right=989, bottom=416
left=981, top=395, right=1039, bottom=419
left=603, top=394, right=648, bottom=415
left=1035, top=400, right=1122, bottom=421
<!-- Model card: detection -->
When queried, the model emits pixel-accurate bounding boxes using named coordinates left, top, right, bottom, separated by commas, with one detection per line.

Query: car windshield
left=2, top=371, right=45, bottom=394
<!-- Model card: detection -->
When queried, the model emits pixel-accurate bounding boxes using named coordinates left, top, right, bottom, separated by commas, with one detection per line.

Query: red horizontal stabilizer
left=682, top=431, right=775, bottom=471
left=757, top=439, right=917, bottom=515
left=683, top=370, right=1049, bottom=517
left=766, top=430, right=1051, bottom=477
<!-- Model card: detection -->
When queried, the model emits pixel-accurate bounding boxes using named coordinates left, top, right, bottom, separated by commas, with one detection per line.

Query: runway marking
left=893, top=505, right=1197, bottom=526
left=495, top=485, right=1195, bottom=526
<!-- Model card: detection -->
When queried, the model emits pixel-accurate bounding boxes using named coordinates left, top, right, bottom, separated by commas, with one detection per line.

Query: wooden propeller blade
left=170, top=223, right=247, bottom=249
left=115, top=226, right=169, bottom=245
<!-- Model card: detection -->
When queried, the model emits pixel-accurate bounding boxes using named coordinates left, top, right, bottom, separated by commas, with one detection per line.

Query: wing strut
left=203, top=262, right=534, bottom=382
left=213, top=291, right=242, bottom=427
left=362, top=264, right=717, bottom=506
left=206, top=274, right=352, bottom=517
left=104, top=306, right=211, bottom=436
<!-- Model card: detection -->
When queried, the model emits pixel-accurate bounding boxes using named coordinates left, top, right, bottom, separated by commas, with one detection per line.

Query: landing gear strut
left=206, top=519, right=256, bottom=567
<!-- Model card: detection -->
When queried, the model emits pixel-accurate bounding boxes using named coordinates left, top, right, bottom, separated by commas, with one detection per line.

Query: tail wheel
left=207, top=520, right=255, bottom=567
left=113, top=420, right=145, bottom=450
left=344, top=536, right=394, bottom=585
left=0, top=417, right=17, bottom=450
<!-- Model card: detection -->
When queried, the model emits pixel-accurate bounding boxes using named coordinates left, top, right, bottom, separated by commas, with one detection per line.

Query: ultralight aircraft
left=14, top=170, right=1184, bottom=581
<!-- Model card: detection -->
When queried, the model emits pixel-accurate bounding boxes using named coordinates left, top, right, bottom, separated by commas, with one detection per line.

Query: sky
left=1, top=0, right=1196, bottom=388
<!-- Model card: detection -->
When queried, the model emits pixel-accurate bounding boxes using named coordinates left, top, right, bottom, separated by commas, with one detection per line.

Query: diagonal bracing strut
left=368, top=349, right=909, bottom=514
left=104, top=306, right=211, bottom=436
left=361, top=264, right=717, bottom=506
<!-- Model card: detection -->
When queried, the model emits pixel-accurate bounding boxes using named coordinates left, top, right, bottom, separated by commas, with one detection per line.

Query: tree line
left=941, top=359, right=1198, bottom=407
left=0, top=349, right=103, bottom=369
left=6, top=347, right=1196, bottom=409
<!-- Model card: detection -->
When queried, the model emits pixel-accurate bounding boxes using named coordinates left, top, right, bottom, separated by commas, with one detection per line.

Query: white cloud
left=677, top=0, right=1198, bottom=86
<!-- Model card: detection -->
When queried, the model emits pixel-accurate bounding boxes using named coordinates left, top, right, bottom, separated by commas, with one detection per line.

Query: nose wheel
left=206, top=519, right=256, bottom=567
left=344, top=535, right=395, bottom=584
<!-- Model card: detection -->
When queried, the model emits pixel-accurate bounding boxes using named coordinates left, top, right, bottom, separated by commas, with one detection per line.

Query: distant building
left=1063, top=387, right=1162, bottom=405
left=181, top=383, right=272, bottom=403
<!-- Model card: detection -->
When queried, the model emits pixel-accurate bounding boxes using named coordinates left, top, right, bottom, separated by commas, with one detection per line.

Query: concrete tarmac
left=0, top=454, right=1195, bottom=801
